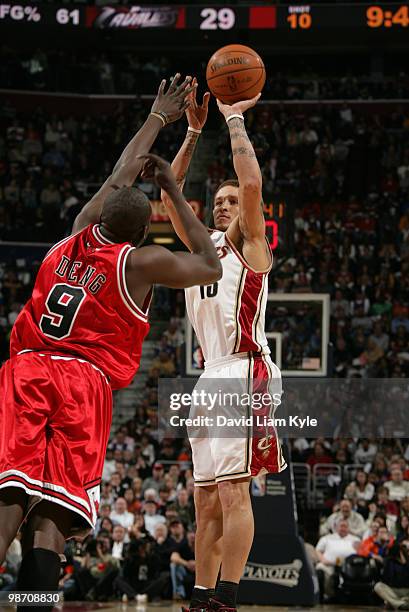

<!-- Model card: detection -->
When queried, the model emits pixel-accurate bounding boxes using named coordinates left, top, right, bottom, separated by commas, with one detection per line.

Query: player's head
left=213, top=179, right=239, bottom=231
left=100, top=185, right=152, bottom=247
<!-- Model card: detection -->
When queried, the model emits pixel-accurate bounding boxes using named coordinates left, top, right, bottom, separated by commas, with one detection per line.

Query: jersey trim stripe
left=93, top=224, right=115, bottom=245
left=252, top=273, right=267, bottom=352
left=0, top=469, right=91, bottom=510
left=16, top=350, right=110, bottom=383
left=225, top=233, right=272, bottom=275
left=261, top=355, right=286, bottom=471
left=238, top=271, right=264, bottom=353
left=233, top=267, right=246, bottom=353
left=116, top=245, right=149, bottom=323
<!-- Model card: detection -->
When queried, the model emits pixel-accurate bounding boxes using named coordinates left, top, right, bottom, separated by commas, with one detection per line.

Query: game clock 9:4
left=367, top=5, right=409, bottom=28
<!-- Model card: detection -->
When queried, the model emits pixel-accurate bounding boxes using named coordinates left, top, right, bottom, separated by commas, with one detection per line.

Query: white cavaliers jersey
left=185, top=230, right=272, bottom=363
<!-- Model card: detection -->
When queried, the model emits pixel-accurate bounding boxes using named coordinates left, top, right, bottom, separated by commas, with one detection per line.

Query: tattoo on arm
left=232, top=147, right=256, bottom=159
left=227, top=118, right=256, bottom=158
left=182, top=132, right=199, bottom=159
left=174, top=132, right=199, bottom=184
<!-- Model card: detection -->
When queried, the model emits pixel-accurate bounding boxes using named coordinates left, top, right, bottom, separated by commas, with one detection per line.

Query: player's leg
left=0, top=488, right=27, bottom=563
left=16, top=500, right=74, bottom=611
left=212, top=477, right=254, bottom=609
left=188, top=423, right=221, bottom=609
left=192, top=483, right=223, bottom=605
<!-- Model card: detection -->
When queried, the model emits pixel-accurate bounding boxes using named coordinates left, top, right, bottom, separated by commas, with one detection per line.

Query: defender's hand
left=186, top=78, right=210, bottom=130
left=151, top=74, right=197, bottom=125
left=138, top=153, right=178, bottom=193
left=216, top=93, right=261, bottom=119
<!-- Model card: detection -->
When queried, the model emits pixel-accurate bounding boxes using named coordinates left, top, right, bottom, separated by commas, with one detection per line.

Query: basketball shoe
left=209, top=598, right=237, bottom=612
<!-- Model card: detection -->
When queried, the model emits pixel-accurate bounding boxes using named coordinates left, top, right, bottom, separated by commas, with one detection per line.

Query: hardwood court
left=55, top=602, right=382, bottom=612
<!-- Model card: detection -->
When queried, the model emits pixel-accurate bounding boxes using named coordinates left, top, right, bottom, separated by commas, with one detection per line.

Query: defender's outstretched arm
left=72, top=75, right=195, bottom=234
left=161, top=79, right=210, bottom=250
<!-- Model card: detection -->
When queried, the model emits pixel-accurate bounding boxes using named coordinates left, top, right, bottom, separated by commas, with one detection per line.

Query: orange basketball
left=206, top=44, right=266, bottom=104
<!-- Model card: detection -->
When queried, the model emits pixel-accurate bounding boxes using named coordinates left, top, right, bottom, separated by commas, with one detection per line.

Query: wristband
left=226, top=113, right=244, bottom=123
left=187, top=127, right=202, bottom=134
left=150, top=112, right=166, bottom=127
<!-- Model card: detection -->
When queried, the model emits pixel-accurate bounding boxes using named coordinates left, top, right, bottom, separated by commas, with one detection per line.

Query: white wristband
left=187, top=127, right=202, bottom=134
left=226, top=114, right=244, bottom=123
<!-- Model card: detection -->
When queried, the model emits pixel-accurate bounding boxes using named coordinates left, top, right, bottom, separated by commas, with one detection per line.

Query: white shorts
left=189, top=352, right=287, bottom=487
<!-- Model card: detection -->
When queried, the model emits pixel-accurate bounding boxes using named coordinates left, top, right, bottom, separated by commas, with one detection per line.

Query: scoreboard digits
left=56, top=8, right=80, bottom=26
left=0, top=3, right=408, bottom=30
left=200, top=7, right=236, bottom=30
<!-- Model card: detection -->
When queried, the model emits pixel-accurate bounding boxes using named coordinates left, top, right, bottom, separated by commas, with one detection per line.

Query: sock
left=16, top=547, right=61, bottom=612
left=190, top=586, right=215, bottom=608
left=214, top=581, right=239, bottom=608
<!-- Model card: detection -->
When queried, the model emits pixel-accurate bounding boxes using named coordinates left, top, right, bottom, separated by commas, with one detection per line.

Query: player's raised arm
left=217, top=95, right=271, bottom=271
left=160, top=78, right=210, bottom=251
left=72, top=74, right=196, bottom=234
left=131, top=154, right=221, bottom=289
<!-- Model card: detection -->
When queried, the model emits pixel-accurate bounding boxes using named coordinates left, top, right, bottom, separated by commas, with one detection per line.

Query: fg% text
left=0, top=5, right=41, bottom=22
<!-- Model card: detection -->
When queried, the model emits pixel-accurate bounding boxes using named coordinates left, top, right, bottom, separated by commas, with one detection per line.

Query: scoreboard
left=149, top=197, right=293, bottom=255
left=0, top=3, right=408, bottom=31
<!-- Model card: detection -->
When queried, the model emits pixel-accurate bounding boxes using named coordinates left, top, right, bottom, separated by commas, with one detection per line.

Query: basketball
left=206, top=44, right=266, bottom=104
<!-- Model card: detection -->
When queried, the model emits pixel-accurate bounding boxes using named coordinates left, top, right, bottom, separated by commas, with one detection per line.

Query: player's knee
left=217, top=479, right=251, bottom=512
left=24, top=504, right=72, bottom=555
left=195, top=487, right=221, bottom=523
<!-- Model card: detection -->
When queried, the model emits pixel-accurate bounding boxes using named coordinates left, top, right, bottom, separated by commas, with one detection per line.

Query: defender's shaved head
left=101, top=186, right=152, bottom=246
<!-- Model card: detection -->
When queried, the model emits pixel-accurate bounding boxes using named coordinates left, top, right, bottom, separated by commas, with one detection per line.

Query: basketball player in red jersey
left=0, top=75, right=221, bottom=604
left=162, top=86, right=285, bottom=612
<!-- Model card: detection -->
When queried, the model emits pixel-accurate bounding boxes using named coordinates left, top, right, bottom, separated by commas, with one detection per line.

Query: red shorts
left=0, top=351, right=112, bottom=536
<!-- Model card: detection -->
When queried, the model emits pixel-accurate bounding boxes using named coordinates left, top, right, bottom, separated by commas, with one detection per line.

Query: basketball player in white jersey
left=161, top=82, right=286, bottom=612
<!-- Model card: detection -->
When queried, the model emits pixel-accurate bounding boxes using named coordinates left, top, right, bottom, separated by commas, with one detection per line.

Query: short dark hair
left=101, top=186, right=151, bottom=244
left=214, top=179, right=239, bottom=200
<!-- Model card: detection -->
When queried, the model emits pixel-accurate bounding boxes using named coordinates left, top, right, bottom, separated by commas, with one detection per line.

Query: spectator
left=64, top=536, right=119, bottom=602
left=95, top=504, right=112, bottom=534
left=110, top=497, right=135, bottom=530
left=358, top=520, right=381, bottom=556
left=170, top=530, right=196, bottom=601
left=374, top=538, right=409, bottom=609
left=114, top=538, right=169, bottom=603
left=344, top=470, right=375, bottom=507
left=316, top=519, right=360, bottom=600
left=358, top=525, right=394, bottom=563
left=354, top=439, right=378, bottom=467
left=385, top=468, right=409, bottom=502
left=143, top=500, right=166, bottom=537
left=320, top=499, right=366, bottom=537
left=174, top=489, right=194, bottom=530
left=142, top=463, right=165, bottom=494
left=306, top=442, right=333, bottom=468
left=96, top=517, right=114, bottom=538
left=124, top=488, right=142, bottom=514
left=111, top=525, right=127, bottom=561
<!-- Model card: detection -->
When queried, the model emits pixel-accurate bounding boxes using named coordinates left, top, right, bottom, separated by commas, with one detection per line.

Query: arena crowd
left=0, top=82, right=409, bottom=605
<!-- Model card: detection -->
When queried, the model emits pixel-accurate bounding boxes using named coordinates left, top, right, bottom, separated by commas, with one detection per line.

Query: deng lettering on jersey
left=55, top=255, right=106, bottom=295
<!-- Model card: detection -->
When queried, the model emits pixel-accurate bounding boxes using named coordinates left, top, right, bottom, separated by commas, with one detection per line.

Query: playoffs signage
left=243, top=559, right=303, bottom=588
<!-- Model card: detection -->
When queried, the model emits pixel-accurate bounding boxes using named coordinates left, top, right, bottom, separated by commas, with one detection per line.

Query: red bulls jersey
left=10, top=224, right=150, bottom=390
